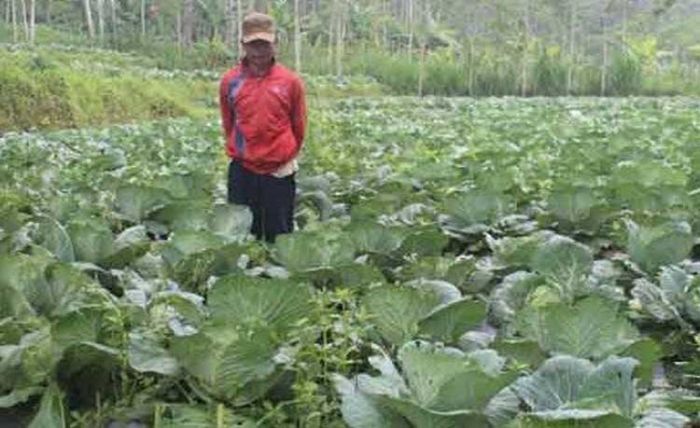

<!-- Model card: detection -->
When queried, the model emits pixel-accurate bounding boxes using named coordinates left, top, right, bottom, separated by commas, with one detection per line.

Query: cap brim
left=242, top=33, right=275, bottom=44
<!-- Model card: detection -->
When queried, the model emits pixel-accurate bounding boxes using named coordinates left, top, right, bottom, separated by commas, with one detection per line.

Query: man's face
left=243, top=39, right=275, bottom=70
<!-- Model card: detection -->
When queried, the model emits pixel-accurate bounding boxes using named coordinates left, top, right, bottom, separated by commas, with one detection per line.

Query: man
left=219, top=12, right=306, bottom=243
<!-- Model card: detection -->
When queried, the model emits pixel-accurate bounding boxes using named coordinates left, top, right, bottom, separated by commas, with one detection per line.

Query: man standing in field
left=219, top=12, right=306, bottom=242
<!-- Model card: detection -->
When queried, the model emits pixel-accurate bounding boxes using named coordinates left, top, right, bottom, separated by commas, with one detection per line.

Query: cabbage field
left=1, top=97, right=700, bottom=427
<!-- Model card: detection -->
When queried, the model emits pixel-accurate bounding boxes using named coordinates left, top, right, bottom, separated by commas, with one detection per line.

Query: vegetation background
left=1, top=0, right=699, bottom=131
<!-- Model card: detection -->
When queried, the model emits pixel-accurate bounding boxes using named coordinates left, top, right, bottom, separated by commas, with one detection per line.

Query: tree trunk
left=601, top=15, right=608, bottom=96
left=328, top=0, right=335, bottom=72
left=46, top=0, right=51, bottom=23
left=236, top=0, right=243, bottom=57
left=468, top=38, right=474, bottom=96
left=11, top=0, right=17, bottom=43
left=520, top=0, right=530, bottom=97
left=83, top=0, right=95, bottom=39
left=294, top=0, right=302, bottom=72
left=20, top=0, right=28, bottom=40
left=418, top=43, right=426, bottom=96
left=96, top=0, right=104, bottom=41
left=182, top=0, right=195, bottom=46
left=109, top=0, right=117, bottom=40
left=407, top=0, right=413, bottom=59
left=382, top=0, right=388, bottom=50
left=335, top=1, right=344, bottom=78
left=225, top=0, right=235, bottom=46
left=140, top=0, right=146, bottom=36
left=622, top=0, right=627, bottom=43
left=28, top=0, right=34, bottom=44
left=176, top=10, right=182, bottom=47
left=566, top=1, right=576, bottom=95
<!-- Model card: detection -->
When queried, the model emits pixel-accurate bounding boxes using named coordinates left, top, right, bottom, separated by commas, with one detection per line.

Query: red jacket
left=219, top=61, right=306, bottom=174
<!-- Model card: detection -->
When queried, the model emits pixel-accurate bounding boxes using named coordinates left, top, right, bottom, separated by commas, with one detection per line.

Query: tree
left=294, top=0, right=301, bottom=71
left=83, top=0, right=95, bottom=39
left=11, top=0, right=17, bottom=43
left=182, top=0, right=195, bottom=46
left=97, top=0, right=105, bottom=41
left=28, top=0, right=34, bottom=44
left=19, top=0, right=27, bottom=40
left=225, top=0, right=235, bottom=46
left=140, top=0, right=146, bottom=36
left=567, top=0, right=578, bottom=94
left=520, top=0, right=531, bottom=96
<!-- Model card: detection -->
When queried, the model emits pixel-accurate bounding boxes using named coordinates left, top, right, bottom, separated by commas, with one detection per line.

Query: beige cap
left=242, top=12, right=276, bottom=44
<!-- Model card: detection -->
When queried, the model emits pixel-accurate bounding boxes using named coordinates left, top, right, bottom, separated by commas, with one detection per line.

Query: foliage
left=1, top=97, right=699, bottom=426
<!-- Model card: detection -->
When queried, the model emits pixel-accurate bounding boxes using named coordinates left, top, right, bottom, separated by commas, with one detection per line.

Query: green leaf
left=335, top=263, right=386, bottom=288
left=635, top=408, right=689, bottom=428
left=631, top=266, right=700, bottom=328
left=444, top=190, right=512, bottom=228
left=349, top=222, right=405, bottom=255
left=511, top=355, right=638, bottom=423
left=274, top=230, right=356, bottom=272
left=207, top=275, right=314, bottom=335
left=576, top=357, right=638, bottom=417
left=334, top=342, right=511, bottom=428
left=161, top=230, right=225, bottom=267
left=489, top=271, right=544, bottom=326
left=0, top=256, right=93, bottom=317
left=363, top=286, right=441, bottom=346
left=516, top=296, right=639, bottom=359
left=102, top=225, right=151, bottom=269
left=0, top=291, right=33, bottom=321
left=152, top=200, right=211, bottom=232
left=333, top=374, right=410, bottom=428
left=418, top=298, right=486, bottom=343
left=376, top=396, right=490, bottom=428
left=492, top=339, right=547, bottom=368
left=398, top=227, right=449, bottom=258
left=631, top=278, right=681, bottom=323
left=114, top=184, right=169, bottom=222
left=399, top=341, right=516, bottom=412
left=66, top=218, right=114, bottom=264
left=0, top=386, right=43, bottom=408
left=150, top=290, right=206, bottom=329
left=36, top=263, right=97, bottom=316
left=512, top=356, right=593, bottom=411
left=51, top=304, right=121, bottom=352
left=517, top=410, right=633, bottom=427
left=0, top=329, right=53, bottom=393
left=548, top=185, right=598, bottom=225
left=531, top=234, right=594, bottom=296
left=34, top=217, right=75, bottom=262
left=407, top=279, right=461, bottom=305
left=172, top=327, right=281, bottom=403
left=28, top=384, right=65, bottom=428
left=153, top=172, right=211, bottom=201
left=128, top=331, right=180, bottom=375
left=621, top=338, right=662, bottom=389
left=209, top=203, right=252, bottom=242
left=56, top=342, right=120, bottom=394
left=626, top=220, right=694, bottom=273
left=160, top=404, right=256, bottom=428
left=484, top=387, right=520, bottom=427
left=488, top=231, right=553, bottom=268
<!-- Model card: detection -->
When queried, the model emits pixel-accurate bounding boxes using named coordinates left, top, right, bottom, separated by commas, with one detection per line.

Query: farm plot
left=1, top=97, right=699, bottom=427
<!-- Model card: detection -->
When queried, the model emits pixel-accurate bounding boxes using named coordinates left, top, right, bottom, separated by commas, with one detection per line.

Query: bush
left=609, top=51, right=643, bottom=95
left=0, top=51, right=211, bottom=131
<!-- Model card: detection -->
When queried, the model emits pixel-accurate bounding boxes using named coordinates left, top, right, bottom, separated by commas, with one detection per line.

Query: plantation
left=1, top=97, right=700, bottom=426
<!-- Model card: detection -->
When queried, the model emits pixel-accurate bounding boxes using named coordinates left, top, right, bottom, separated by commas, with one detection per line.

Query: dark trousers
left=227, top=160, right=295, bottom=243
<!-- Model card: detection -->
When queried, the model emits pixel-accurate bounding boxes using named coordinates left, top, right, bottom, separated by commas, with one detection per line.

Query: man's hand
left=271, top=158, right=298, bottom=178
